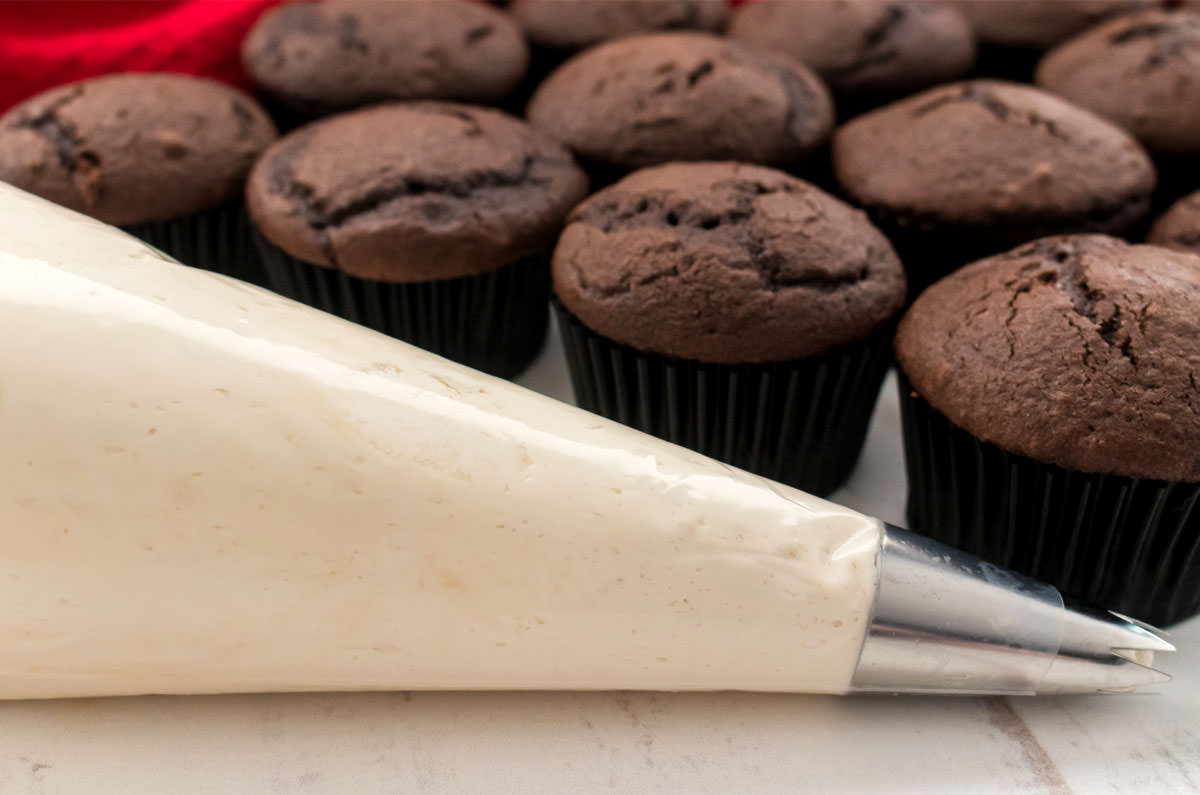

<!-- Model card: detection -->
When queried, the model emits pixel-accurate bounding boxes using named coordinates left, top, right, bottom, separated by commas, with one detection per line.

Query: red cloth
left=0, top=0, right=749, bottom=113
left=0, top=0, right=285, bottom=112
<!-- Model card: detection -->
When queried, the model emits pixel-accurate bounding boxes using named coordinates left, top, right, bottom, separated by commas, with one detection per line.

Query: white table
left=2, top=319, right=1196, bottom=794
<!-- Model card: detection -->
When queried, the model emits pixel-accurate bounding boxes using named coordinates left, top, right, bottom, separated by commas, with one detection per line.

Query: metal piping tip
left=1041, top=608, right=1174, bottom=693
left=1108, top=610, right=1176, bottom=646
left=851, top=526, right=1178, bottom=695
left=1058, top=607, right=1176, bottom=658
left=1039, top=652, right=1172, bottom=695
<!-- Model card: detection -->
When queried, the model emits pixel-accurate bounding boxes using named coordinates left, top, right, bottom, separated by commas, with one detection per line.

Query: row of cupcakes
left=4, top=68, right=1196, bottom=373
left=5, top=1, right=1200, bottom=304
left=237, top=0, right=1174, bottom=127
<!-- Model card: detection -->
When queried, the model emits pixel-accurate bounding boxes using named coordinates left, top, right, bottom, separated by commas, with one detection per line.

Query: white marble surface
left=1, top=318, right=1196, bottom=794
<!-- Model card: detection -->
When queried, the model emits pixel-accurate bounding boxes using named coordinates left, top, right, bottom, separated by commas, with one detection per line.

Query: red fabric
left=0, top=0, right=286, bottom=112
left=0, top=0, right=749, bottom=113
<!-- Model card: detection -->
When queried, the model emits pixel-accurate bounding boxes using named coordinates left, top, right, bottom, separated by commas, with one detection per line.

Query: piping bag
left=0, top=185, right=1173, bottom=699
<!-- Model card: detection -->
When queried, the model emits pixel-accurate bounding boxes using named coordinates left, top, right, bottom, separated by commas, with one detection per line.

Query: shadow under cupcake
left=895, top=234, right=1200, bottom=626
left=552, top=161, right=906, bottom=497
left=245, top=101, right=588, bottom=379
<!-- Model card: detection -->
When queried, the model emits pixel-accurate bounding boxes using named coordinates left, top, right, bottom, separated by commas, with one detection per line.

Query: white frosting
left=0, top=185, right=882, bottom=699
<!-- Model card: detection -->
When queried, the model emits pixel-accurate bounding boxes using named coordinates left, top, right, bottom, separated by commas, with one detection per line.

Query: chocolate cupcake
left=1149, top=190, right=1200, bottom=255
left=242, top=0, right=528, bottom=124
left=955, top=0, right=1151, bottom=48
left=552, top=161, right=905, bottom=496
left=895, top=234, right=1200, bottom=625
left=728, top=0, right=977, bottom=116
left=526, top=33, right=834, bottom=186
left=511, top=0, right=727, bottom=51
left=0, top=72, right=276, bottom=282
left=950, top=0, right=1152, bottom=81
left=833, top=80, right=1156, bottom=293
left=1036, top=10, right=1200, bottom=210
left=508, top=0, right=728, bottom=110
left=246, top=102, right=587, bottom=378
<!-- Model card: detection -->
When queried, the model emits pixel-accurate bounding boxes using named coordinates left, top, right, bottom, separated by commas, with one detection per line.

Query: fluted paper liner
left=124, top=201, right=266, bottom=285
left=555, top=300, right=893, bottom=496
left=898, top=373, right=1200, bottom=626
left=255, top=233, right=549, bottom=379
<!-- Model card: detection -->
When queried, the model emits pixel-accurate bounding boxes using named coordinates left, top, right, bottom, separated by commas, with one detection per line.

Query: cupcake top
left=527, top=33, right=834, bottom=173
left=950, top=0, right=1152, bottom=49
left=728, top=0, right=976, bottom=98
left=0, top=73, right=276, bottom=226
left=552, top=162, right=906, bottom=364
left=241, top=0, right=528, bottom=114
left=833, top=80, right=1156, bottom=237
left=1036, top=10, right=1200, bottom=156
left=1149, top=190, right=1200, bottom=256
left=245, top=102, right=587, bottom=282
left=895, top=234, right=1200, bottom=481
left=510, top=0, right=728, bottom=51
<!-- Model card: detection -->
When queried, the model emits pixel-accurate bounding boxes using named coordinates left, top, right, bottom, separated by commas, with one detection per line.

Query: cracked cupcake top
left=552, top=162, right=906, bottom=364
left=895, top=235, right=1200, bottom=481
left=242, top=0, right=528, bottom=115
left=833, top=80, right=1155, bottom=235
left=245, top=102, right=588, bottom=282
left=510, top=0, right=728, bottom=52
left=1036, top=10, right=1200, bottom=156
left=526, top=33, right=833, bottom=173
left=0, top=73, right=276, bottom=226
left=729, top=0, right=976, bottom=97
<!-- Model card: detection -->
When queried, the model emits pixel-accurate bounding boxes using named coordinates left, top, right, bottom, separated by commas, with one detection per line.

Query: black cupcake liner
left=867, top=194, right=1154, bottom=302
left=499, top=45, right=571, bottom=119
left=123, top=201, right=266, bottom=286
left=864, top=220, right=999, bottom=300
left=1151, top=153, right=1200, bottom=219
left=255, top=95, right=318, bottom=136
left=255, top=234, right=549, bottom=379
left=554, top=300, right=894, bottom=496
left=898, top=373, right=1200, bottom=626
left=565, top=149, right=842, bottom=196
